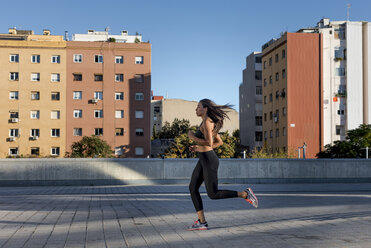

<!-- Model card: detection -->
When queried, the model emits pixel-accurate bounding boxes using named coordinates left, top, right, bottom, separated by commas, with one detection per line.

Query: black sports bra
left=195, top=127, right=205, bottom=139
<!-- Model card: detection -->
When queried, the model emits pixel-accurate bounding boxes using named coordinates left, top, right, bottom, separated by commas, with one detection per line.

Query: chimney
left=65, top=31, right=69, bottom=41
left=43, top=29, right=51, bottom=35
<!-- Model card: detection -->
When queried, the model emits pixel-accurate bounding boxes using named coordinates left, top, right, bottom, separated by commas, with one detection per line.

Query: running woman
left=187, top=99, right=258, bottom=231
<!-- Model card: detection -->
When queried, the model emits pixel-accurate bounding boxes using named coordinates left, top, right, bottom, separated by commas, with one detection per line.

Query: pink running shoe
left=187, top=219, right=208, bottom=231
left=245, top=187, right=259, bottom=208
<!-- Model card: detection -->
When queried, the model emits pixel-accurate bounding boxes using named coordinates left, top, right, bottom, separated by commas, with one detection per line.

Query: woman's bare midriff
left=197, top=146, right=213, bottom=152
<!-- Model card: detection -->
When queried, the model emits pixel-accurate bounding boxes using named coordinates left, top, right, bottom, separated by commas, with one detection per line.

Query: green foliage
left=163, top=133, right=196, bottom=158
left=67, top=136, right=114, bottom=158
left=107, top=37, right=116, bottom=42
left=157, top=118, right=190, bottom=139
left=316, top=124, right=371, bottom=158
left=249, top=147, right=295, bottom=159
left=134, top=37, right=140, bottom=43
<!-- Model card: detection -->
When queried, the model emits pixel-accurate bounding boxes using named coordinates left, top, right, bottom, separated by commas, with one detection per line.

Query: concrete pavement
left=0, top=184, right=370, bottom=247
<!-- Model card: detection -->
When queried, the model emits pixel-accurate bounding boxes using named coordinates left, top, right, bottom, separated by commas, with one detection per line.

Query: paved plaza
left=0, top=184, right=370, bottom=248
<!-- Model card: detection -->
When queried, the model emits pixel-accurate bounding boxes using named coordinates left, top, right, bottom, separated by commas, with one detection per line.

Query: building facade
left=239, top=52, right=262, bottom=152
left=0, top=28, right=151, bottom=158
left=261, top=32, right=322, bottom=158
left=0, top=28, right=66, bottom=158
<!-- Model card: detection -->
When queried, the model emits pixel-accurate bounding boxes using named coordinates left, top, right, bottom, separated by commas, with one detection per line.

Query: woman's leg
left=189, top=160, right=205, bottom=212
left=200, top=151, right=239, bottom=199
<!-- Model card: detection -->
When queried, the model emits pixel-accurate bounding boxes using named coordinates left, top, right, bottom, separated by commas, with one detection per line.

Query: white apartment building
left=239, top=52, right=262, bottom=152
left=300, top=18, right=371, bottom=146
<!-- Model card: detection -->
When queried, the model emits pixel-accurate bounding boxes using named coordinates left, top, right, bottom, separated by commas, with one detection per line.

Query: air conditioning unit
left=30, top=136, right=38, bottom=140
left=91, top=99, right=98, bottom=103
left=10, top=118, right=19, bottom=123
left=8, top=137, right=15, bottom=142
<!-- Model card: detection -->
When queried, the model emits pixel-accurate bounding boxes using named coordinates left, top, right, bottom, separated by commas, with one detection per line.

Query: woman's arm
left=212, top=134, right=223, bottom=148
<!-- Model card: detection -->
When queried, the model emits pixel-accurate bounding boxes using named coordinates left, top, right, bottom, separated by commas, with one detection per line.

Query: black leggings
left=189, top=150, right=238, bottom=211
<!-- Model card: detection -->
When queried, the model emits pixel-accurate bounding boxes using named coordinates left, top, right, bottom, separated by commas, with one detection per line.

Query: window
left=9, top=129, right=19, bottom=137
left=135, top=56, right=144, bottom=64
left=282, top=49, right=286, bottom=58
left=31, top=73, right=40, bottom=81
left=30, top=129, right=40, bottom=137
left=115, top=110, right=124, bottom=118
left=136, top=128, right=144, bottom=136
left=115, top=56, right=123, bottom=64
left=115, top=74, right=124, bottom=82
left=269, top=57, right=272, bottom=66
left=336, top=125, right=344, bottom=136
left=10, top=72, right=19, bottom=81
left=10, top=91, right=19, bottom=100
left=51, top=147, right=60, bottom=156
left=255, top=116, right=262, bottom=126
left=269, top=94, right=273, bottom=102
left=51, top=110, right=60, bottom=119
left=73, top=54, right=82, bottom=63
left=31, top=148, right=39, bottom=156
left=275, top=54, right=279, bottom=63
left=336, top=68, right=345, bottom=76
left=255, top=71, right=262, bottom=80
left=270, top=111, right=272, bottom=120
left=337, top=108, right=345, bottom=115
left=9, top=112, right=19, bottom=118
left=256, top=86, right=262, bottom=95
left=94, top=128, right=103, bottom=136
left=276, top=128, right=279, bottom=137
left=94, top=74, right=103, bottom=81
left=73, top=128, right=82, bottom=136
left=281, top=88, right=286, bottom=98
left=255, top=132, right=262, bottom=142
left=10, top=54, right=19, bottom=63
left=154, top=106, right=160, bottom=113
left=95, top=55, right=103, bottom=63
left=51, top=129, right=60, bottom=137
left=264, top=131, right=267, bottom=140
left=31, top=55, right=40, bottom=63
left=51, top=55, right=60, bottom=64
left=30, top=110, right=40, bottom=119
left=115, top=92, right=124, bottom=100
left=115, top=128, right=124, bottom=136
left=94, top=110, right=103, bottom=118
left=270, top=130, right=273, bottom=138
left=31, top=91, right=40, bottom=100
left=73, top=110, right=82, bottom=118
left=51, top=73, right=60, bottom=82
left=135, top=93, right=144, bottom=100
left=51, top=92, right=60, bottom=101
left=283, top=127, right=286, bottom=136
left=255, top=56, right=262, bottom=63
left=73, top=73, right=82, bottom=81
left=135, top=110, right=144, bottom=119
left=135, top=74, right=144, bottom=83
left=263, top=61, right=266, bottom=69
left=275, top=72, right=279, bottom=81
left=334, top=28, right=345, bottom=40
left=263, top=79, right=267, bottom=87
left=135, top=147, right=144, bottom=155
left=264, top=113, right=267, bottom=121
left=282, top=107, right=286, bottom=116
left=275, top=90, right=279, bottom=99
left=73, top=91, right=82, bottom=99
left=334, top=48, right=345, bottom=60
left=94, top=91, right=103, bottom=100
left=264, top=96, right=267, bottom=104
left=9, top=148, right=18, bottom=156
left=269, top=76, right=272, bottom=84
left=282, top=69, right=286, bottom=79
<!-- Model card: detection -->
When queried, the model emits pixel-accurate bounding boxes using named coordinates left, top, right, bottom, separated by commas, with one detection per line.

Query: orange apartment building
left=262, top=32, right=323, bottom=158
left=0, top=28, right=151, bottom=158
left=66, top=39, right=151, bottom=157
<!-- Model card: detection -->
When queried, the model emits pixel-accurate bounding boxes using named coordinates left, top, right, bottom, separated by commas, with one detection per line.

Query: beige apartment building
left=0, top=28, right=66, bottom=158
left=151, top=98, right=239, bottom=135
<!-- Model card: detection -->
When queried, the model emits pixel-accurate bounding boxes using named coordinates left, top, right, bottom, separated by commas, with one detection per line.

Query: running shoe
left=187, top=219, right=208, bottom=231
left=245, top=187, right=259, bottom=208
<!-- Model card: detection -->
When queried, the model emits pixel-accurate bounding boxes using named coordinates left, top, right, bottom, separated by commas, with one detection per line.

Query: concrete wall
left=0, top=158, right=370, bottom=186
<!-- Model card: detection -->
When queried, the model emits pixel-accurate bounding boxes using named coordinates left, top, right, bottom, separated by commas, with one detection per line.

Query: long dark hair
left=199, top=99, right=234, bottom=134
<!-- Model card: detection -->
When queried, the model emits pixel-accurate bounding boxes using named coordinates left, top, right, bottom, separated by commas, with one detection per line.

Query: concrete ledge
left=0, top=158, right=370, bottom=186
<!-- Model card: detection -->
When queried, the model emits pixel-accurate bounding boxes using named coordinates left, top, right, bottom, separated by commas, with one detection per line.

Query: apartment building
left=0, top=28, right=66, bottom=158
left=261, top=32, right=322, bottom=158
left=239, top=52, right=262, bottom=152
left=0, top=28, right=151, bottom=158
left=66, top=30, right=151, bottom=157
left=299, top=18, right=371, bottom=146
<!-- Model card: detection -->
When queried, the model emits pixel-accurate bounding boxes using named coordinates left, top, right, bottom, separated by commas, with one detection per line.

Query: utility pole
left=347, top=4, right=351, bottom=21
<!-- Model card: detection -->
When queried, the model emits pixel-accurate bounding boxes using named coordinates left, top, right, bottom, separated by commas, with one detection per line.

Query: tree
left=67, top=136, right=113, bottom=158
left=316, top=124, right=371, bottom=158
left=157, top=118, right=190, bottom=139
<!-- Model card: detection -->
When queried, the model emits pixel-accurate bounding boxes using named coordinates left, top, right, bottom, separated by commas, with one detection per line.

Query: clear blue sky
left=1, top=0, right=370, bottom=110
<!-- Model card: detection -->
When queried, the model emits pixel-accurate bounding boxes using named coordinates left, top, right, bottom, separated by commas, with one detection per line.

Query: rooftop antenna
left=347, top=4, right=351, bottom=21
